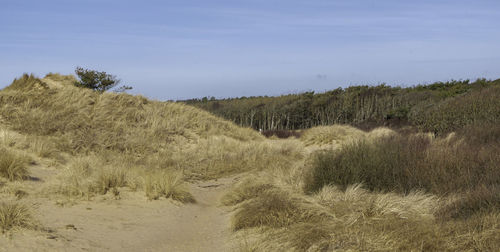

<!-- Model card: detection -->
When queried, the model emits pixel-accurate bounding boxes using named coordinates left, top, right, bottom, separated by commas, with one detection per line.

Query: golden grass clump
left=163, top=136, right=304, bottom=179
left=0, top=201, right=36, bottom=233
left=224, top=178, right=327, bottom=233
left=232, top=190, right=303, bottom=230
left=300, top=125, right=366, bottom=146
left=365, top=126, right=397, bottom=140
left=144, top=171, right=195, bottom=203
left=53, top=155, right=129, bottom=199
left=315, top=184, right=438, bottom=221
left=43, top=73, right=78, bottom=88
left=0, top=128, right=18, bottom=147
left=95, top=166, right=128, bottom=195
left=54, top=156, right=98, bottom=199
left=2, top=74, right=48, bottom=92
left=221, top=178, right=276, bottom=206
left=0, top=148, right=30, bottom=181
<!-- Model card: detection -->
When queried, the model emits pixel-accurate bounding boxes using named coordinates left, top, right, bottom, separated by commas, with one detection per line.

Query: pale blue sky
left=1, top=0, right=499, bottom=100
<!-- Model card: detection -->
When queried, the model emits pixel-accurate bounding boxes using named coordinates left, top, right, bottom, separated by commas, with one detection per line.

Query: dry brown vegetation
left=0, top=73, right=298, bottom=237
left=0, top=201, right=37, bottom=233
left=0, top=148, right=30, bottom=181
left=224, top=125, right=500, bottom=251
left=1, top=73, right=498, bottom=251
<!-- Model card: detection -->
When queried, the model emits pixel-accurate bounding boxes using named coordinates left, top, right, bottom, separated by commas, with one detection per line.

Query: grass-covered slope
left=0, top=73, right=285, bottom=208
left=1, top=74, right=262, bottom=152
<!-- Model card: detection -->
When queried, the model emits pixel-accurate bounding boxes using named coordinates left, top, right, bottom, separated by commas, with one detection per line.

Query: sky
left=1, top=0, right=500, bottom=100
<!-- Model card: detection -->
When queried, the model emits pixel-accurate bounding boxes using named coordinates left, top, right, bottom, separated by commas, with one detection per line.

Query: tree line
left=183, top=78, right=500, bottom=134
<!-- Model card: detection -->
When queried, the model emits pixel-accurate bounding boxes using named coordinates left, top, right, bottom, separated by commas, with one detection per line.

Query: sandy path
left=1, top=175, right=239, bottom=252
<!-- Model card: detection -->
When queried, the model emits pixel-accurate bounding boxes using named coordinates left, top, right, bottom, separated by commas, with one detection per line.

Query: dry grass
left=53, top=156, right=99, bottom=199
left=0, top=74, right=268, bottom=203
left=0, top=148, right=30, bottom=181
left=300, top=125, right=366, bottom=146
left=232, top=190, right=302, bottom=230
left=229, top=181, right=500, bottom=251
left=225, top=126, right=500, bottom=251
left=221, top=178, right=276, bottom=206
left=0, top=129, right=18, bottom=147
left=178, top=136, right=303, bottom=179
left=0, top=201, right=36, bottom=233
left=144, top=171, right=195, bottom=202
left=1, top=74, right=499, bottom=250
left=304, top=129, right=500, bottom=196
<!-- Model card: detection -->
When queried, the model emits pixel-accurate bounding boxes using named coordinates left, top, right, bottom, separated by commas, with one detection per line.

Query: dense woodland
left=184, top=79, right=500, bottom=134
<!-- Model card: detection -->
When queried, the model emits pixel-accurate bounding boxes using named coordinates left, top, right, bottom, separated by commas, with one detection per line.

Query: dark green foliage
left=410, top=84, right=500, bottom=134
left=184, top=79, right=500, bottom=134
left=74, top=67, right=132, bottom=92
left=305, top=125, right=500, bottom=198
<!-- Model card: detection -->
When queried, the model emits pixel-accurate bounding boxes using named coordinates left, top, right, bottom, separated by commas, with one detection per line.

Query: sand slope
left=1, top=168, right=239, bottom=252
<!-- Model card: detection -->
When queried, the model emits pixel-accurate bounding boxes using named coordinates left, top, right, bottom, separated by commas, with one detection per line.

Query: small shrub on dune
left=0, top=148, right=30, bottom=181
left=144, top=171, right=195, bottom=203
left=0, top=201, right=36, bottom=233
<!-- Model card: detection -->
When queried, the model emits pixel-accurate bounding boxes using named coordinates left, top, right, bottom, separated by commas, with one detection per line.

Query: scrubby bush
left=74, top=67, right=132, bottom=93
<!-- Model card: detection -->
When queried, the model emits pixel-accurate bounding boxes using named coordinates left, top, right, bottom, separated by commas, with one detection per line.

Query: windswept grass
left=0, top=201, right=36, bottom=233
left=1, top=74, right=267, bottom=203
left=2, top=73, right=499, bottom=250
left=144, top=171, right=195, bottom=202
left=227, top=185, right=326, bottom=233
left=0, top=148, right=30, bottom=181
left=221, top=178, right=276, bottom=206
left=232, top=190, right=302, bottom=230
left=0, top=76, right=262, bottom=154
left=301, top=125, right=366, bottom=146
left=2, top=74, right=48, bottom=92
left=304, top=128, right=500, bottom=197
left=229, top=181, right=500, bottom=251
left=224, top=125, right=500, bottom=251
